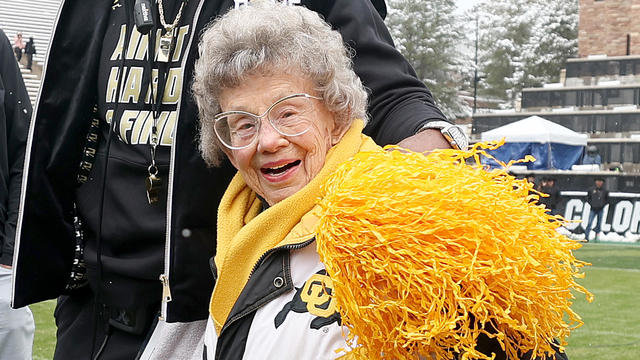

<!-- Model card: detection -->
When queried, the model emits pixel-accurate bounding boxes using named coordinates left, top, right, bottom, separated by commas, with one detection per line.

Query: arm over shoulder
left=314, top=0, right=448, bottom=146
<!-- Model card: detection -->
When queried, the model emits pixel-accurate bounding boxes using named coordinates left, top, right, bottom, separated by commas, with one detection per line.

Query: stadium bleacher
left=0, top=0, right=62, bottom=105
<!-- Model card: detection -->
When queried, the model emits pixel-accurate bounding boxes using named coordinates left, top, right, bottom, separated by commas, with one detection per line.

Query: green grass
left=31, top=299, right=56, bottom=360
left=564, top=243, right=640, bottom=360
left=30, top=243, right=640, bottom=359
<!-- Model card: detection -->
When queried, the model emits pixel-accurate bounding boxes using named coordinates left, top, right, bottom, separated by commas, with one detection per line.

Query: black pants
left=26, top=53, right=32, bottom=70
left=53, top=287, right=158, bottom=360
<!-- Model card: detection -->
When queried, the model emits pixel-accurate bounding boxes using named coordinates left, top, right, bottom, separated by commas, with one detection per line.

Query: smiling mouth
left=261, top=160, right=301, bottom=176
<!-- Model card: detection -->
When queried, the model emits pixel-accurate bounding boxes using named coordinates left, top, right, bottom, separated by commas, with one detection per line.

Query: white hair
left=192, top=1, right=368, bottom=166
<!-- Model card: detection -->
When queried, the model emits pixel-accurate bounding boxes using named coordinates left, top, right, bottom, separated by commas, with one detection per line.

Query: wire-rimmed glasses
left=213, top=93, right=322, bottom=150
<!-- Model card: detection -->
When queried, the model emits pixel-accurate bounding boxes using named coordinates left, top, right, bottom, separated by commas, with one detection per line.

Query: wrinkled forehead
left=220, top=65, right=314, bottom=92
left=218, top=69, right=317, bottom=110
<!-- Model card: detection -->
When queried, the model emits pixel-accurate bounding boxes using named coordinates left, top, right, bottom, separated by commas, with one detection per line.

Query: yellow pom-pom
left=316, top=142, right=592, bottom=360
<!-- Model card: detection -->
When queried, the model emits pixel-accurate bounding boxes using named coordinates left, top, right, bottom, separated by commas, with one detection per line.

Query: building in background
left=471, top=0, right=640, bottom=241
left=473, top=0, right=640, bottom=175
left=579, top=0, right=640, bottom=57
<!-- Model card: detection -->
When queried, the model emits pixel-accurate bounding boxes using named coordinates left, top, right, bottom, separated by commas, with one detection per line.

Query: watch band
left=420, top=121, right=469, bottom=150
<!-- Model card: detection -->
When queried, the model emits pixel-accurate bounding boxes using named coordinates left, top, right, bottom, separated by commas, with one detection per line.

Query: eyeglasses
left=213, top=93, right=322, bottom=150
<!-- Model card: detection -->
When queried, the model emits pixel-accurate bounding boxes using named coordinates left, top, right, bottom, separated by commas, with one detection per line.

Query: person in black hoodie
left=584, top=177, right=609, bottom=242
left=0, top=28, right=34, bottom=360
left=539, top=178, right=560, bottom=215
left=23, top=37, right=35, bottom=70
left=12, top=1, right=466, bottom=359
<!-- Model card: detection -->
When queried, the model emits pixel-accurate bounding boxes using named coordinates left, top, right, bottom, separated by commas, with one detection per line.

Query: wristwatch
left=419, top=121, right=469, bottom=150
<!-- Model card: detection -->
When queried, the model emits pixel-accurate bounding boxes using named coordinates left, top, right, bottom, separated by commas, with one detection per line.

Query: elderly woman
left=192, top=2, right=581, bottom=359
left=192, top=3, right=372, bottom=357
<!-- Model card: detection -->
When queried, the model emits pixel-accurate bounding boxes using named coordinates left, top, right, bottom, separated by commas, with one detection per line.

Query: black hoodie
left=0, top=29, right=31, bottom=267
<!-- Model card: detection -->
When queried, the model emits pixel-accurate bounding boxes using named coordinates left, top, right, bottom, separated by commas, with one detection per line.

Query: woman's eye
left=281, top=110, right=296, bottom=118
left=230, top=118, right=256, bottom=134
left=275, top=107, right=299, bottom=120
left=237, top=122, right=255, bottom=131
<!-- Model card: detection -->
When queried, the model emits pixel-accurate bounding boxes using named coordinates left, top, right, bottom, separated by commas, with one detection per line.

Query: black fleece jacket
left=0, top=29, right=31, bottom=266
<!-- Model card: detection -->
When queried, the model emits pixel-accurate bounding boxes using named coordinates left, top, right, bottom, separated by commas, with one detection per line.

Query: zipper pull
left=159, top=274, right=173, bottom=302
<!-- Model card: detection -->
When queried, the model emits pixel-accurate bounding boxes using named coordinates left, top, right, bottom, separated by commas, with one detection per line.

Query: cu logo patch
left=274, top=269, right=341, bottom=330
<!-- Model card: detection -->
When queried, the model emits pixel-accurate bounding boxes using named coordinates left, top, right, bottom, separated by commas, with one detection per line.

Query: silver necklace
left=156, top=0, right=187, bottom=63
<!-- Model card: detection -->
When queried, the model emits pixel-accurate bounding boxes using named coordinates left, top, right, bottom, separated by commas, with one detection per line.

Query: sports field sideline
left=29, top=242, right=640, bottom=360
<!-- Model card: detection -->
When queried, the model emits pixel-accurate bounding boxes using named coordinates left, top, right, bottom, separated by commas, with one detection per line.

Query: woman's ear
left=331, top=110, right=351, bottom=146
left=331, top=124, right=348, bottom=146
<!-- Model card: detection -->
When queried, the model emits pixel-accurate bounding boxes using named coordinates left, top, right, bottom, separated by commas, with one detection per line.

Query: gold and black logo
left=274, top=269, right=341, bottom=330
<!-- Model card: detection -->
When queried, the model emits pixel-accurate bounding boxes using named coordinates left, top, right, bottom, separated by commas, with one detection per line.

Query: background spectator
left=526, top=174, right=538, bottom=203
left=582, top=145, right=602, bottom=167
left=12, top=33, right=24, bottom=62
left=584, top=177, right=609, bottom=242
left=538, top=178, right=560, bottom=215
left=23, top=37, right=35, bottom=70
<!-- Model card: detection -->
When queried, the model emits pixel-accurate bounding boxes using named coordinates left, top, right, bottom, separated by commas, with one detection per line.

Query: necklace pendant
left=146, top=173, right=163, bottom=204
left=158, top=32, right=173, bottom=63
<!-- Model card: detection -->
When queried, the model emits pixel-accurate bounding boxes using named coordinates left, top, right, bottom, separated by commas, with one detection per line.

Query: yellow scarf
left=210, top=119, right=378, bottom=334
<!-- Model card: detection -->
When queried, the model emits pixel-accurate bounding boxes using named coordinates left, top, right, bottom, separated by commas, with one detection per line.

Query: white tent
left=481, top=116, right=588, bottom=145
left=480, top=116, right=588, bottom=170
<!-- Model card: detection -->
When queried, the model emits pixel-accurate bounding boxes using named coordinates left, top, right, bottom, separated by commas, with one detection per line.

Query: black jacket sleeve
left=0, top=30, right=32, bottom=266
left=311, top=0, right=448, bottom=146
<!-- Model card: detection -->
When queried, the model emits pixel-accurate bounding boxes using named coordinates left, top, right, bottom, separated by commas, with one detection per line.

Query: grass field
left=29, top=243, right=640, bottom=359
left=563, top=243, right=640, bottom=360
left=30, top=300, right=56, bottom=360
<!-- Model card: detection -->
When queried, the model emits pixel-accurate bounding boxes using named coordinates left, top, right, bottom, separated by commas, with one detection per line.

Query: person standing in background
left=584, top=177, right=609, bottom=242
left=23, top=37, right=35, bottom=70
left=582, top=145, right=602, bottom=168
left=12, top=33, right=24, bottom=62
left=0, top=29, right=34, bottom=360
left=526, top=174, right=537, bottom=203
left=526, top=174, right=536, bottom=186
left=538, top=178, right=560, bottom=215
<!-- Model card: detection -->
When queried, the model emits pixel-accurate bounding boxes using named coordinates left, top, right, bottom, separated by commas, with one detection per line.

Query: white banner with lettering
left=560, top=191, right=640, bottom=242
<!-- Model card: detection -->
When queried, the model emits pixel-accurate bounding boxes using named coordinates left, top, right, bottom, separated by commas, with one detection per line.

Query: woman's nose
left=256, top=119, right=288, bottom=153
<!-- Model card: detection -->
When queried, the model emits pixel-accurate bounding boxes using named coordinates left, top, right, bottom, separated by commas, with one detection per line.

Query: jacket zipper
left=248, top=238, right=315, bottom=278
left=11, top=0, right=66, bottom=307
left=220, top=237, right=315, bottom=335
left=159, top=0, right=206, bottom=321
left=159, top=273, right=172, bottom=320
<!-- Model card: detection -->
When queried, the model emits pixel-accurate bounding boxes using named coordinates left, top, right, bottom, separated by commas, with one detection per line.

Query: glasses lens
left=214, top=113, right=259, bottom=149
left=268, top=96, right=314, bottom=136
